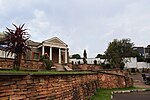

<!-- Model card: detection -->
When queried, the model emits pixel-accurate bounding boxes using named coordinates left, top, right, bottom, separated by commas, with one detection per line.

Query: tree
left=1, top=24, right=30, bottom=70
left=131, top=49, right=146, bottom=62
left=71, top=54, right=81, bottom=59
left=83, top=49, right=87, bottom=59
left=105, top=39, right=135, bottom=69
left=96, top=54, right=106, bottom=59
left=83, top=49, right=87, bottom=64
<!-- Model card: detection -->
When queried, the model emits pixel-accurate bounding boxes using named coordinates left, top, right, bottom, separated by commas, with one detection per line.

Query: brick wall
left=0, top=73, right=99, bottom=100
left=98, top=72, right=133, bottom=89
left=73, top=64, right=103, bottom=71
left=0, top=58, right=45, bottom=70
left=0, top=72, right=133, bottom=100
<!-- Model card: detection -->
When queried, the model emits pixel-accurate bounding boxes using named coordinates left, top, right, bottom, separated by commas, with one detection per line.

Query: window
left=33, top=52, right=40, bottom=59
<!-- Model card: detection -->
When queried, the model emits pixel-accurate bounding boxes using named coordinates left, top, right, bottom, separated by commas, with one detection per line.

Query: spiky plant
left=3, top=24, right=30, bottom=70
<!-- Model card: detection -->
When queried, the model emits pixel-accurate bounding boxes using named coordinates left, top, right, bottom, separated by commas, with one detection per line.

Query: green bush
left=94, top=60, right=97, bottom=65
left=40, top=55, right=53, bottom=70
left=43, top=59, right=53, bottom=70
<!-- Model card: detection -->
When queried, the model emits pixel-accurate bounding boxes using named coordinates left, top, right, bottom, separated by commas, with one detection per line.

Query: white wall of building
left=124, top=57, right=137, bottom=69
left=69, top=58, right=106, bottom=65
left=137, top=62, right=150, bottom=69
left=70, top=57, right=150, bottom=69
left=86, top=58, right=101, bottom=64
left=0, top=50, right=15, bottom=59
left=124, top=57, right=150, bottom=69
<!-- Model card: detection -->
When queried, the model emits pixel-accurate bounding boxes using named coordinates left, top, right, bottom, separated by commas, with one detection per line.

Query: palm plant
left=2, top=24, right=30, bottom=70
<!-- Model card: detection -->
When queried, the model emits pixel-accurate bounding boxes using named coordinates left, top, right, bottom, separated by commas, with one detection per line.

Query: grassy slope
left=91, top=87, right=142, bottom=100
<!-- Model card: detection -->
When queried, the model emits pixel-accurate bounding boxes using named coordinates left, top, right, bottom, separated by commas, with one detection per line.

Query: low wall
left=0, top=71, right=133, bottom=99
left=0, top=58, right=45, bottom=70
left=0, top=73, right=98, bottom=100
left=72, top=64, right=103, bottom=71
left=98, top=72, right=133, bottom=89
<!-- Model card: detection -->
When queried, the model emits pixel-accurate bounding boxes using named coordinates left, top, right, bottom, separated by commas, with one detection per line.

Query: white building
left=70, top=57, right=150, bottom=70
left=69, top=58, right=106, bottom=64
left=124, top=57, right=150, bottom=69
left=0, top=49, right=15, bottom=59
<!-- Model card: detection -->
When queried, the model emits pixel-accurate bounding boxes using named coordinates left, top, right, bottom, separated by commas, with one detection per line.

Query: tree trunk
left=14, top=54, right=22, bottom=70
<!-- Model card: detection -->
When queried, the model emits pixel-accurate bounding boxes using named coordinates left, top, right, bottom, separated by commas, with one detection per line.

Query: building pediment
left=42, top=37, right=68, bottom=48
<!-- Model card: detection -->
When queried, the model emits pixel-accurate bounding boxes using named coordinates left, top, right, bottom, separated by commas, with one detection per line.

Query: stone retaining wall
left=0, top=71, right=133, bottom=100
left=98, top=72, right=133, bottom=89
left=0, top=73, right=98, bottom=100
left=0, top=58, right=45, bottom=70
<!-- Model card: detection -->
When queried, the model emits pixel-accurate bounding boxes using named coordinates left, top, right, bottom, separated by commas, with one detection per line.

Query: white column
left=59, top=48, right=61, bottom=64
left=42, top=45, right=45, bottom=55
left=49, top=47, right=52, bottom=60
left=65, top=48, right=68, bottom=63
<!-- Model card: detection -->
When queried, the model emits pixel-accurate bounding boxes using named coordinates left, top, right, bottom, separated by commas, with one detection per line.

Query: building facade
left=27, top=37, right=69, bottom=64
left=133, top=46, right=150, bottom=59
left=0, top=34, right=69, bottom=64
left=69, top=58, right=105, bottom=65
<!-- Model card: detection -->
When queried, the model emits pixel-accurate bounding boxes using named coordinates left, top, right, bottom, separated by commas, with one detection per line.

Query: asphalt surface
left=113, top=73, right=150, bottom=100
left=130, top=73, right=150, bottom=88
left=113, top=91, right=150, bottom=100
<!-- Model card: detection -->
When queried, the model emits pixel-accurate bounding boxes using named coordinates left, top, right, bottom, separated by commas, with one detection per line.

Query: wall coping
left=0, top=71, right=97, bottom=76
left=0, top=70, right=129, bottom=77
left=98, top=71, right=127, bottom=77
left=0, top=57, right=41, bottom=62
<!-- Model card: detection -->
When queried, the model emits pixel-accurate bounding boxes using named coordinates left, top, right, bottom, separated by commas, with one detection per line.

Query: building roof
left=40, top=37, right=68, bottom=48
left=28, top=40, right=40, bottom=47
left=0, top=32, right=5, bottom=39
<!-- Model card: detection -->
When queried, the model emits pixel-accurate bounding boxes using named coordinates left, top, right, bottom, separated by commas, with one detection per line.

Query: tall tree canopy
left=71, top=54, right=81, bottom=59
left=83, top=49, right=87, bottom=64
left=83, top=49, right=87, bottom=59
left=1, top=24, right=30, bottom=70
left=96, top=54, right=106, bottom=59
left=105, top=39, right=135, bottom=69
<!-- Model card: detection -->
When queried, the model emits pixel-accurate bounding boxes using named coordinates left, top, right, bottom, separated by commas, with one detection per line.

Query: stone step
left=54, top=64, right=65, bottom=71
left=64, top=66, right=72, bottom=71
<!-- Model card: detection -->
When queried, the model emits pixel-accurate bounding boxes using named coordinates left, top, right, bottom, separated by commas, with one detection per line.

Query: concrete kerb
left=111, top=89, right=150, bottom=100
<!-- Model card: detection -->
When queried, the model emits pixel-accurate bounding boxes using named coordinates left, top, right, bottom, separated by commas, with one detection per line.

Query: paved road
left=130, top=73, right=150, bottom=88
left=113, top=73, right=150, bottom=100
left=113, top=91, right=150, bottom=100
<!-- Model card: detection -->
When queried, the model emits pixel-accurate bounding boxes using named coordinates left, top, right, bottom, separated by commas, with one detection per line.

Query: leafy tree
left=1, top=24, right=30, bottom=70
left=71, top=54, right=81, bottom=59
left=132, top=49, right=146, bottom=62
left=105, top=39, right=135, bottom=69
left=96, top=54, right=106, bottom=59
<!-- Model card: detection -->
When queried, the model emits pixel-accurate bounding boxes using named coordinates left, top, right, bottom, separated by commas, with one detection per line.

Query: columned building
left=0, top=32, right=69, bottom=64
left=28, top=37, right=69, bottom=64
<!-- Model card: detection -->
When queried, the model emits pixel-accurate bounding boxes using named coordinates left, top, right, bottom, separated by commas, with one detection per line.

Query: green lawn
left=91, top=87, right=143, bottom=100
left=0, top=70, right=96, bottom=75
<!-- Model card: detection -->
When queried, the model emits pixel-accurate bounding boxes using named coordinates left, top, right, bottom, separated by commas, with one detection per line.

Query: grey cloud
left=0, top=0, right=150, bottom=57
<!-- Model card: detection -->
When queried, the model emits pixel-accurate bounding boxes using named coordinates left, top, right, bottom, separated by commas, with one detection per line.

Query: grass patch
left=91, top=87, right=143, bottom=100
left=0, top=70, right=96, bottom=75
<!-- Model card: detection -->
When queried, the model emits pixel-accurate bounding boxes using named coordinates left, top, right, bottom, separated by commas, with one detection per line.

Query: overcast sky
left=0, top=0, right=150, bottom=57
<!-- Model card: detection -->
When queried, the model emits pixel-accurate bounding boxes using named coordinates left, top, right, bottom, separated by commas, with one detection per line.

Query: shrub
left=83, top=58, right=87, bottom=64
left=78, top=61, right=80, bottom=65
left=40, top=54, right=53, bottom=70
left=43, top=59, right=53, bottom=70
left=94, top=60, right=97, bottom=65
left=72, top=61, right=74, bottom=65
